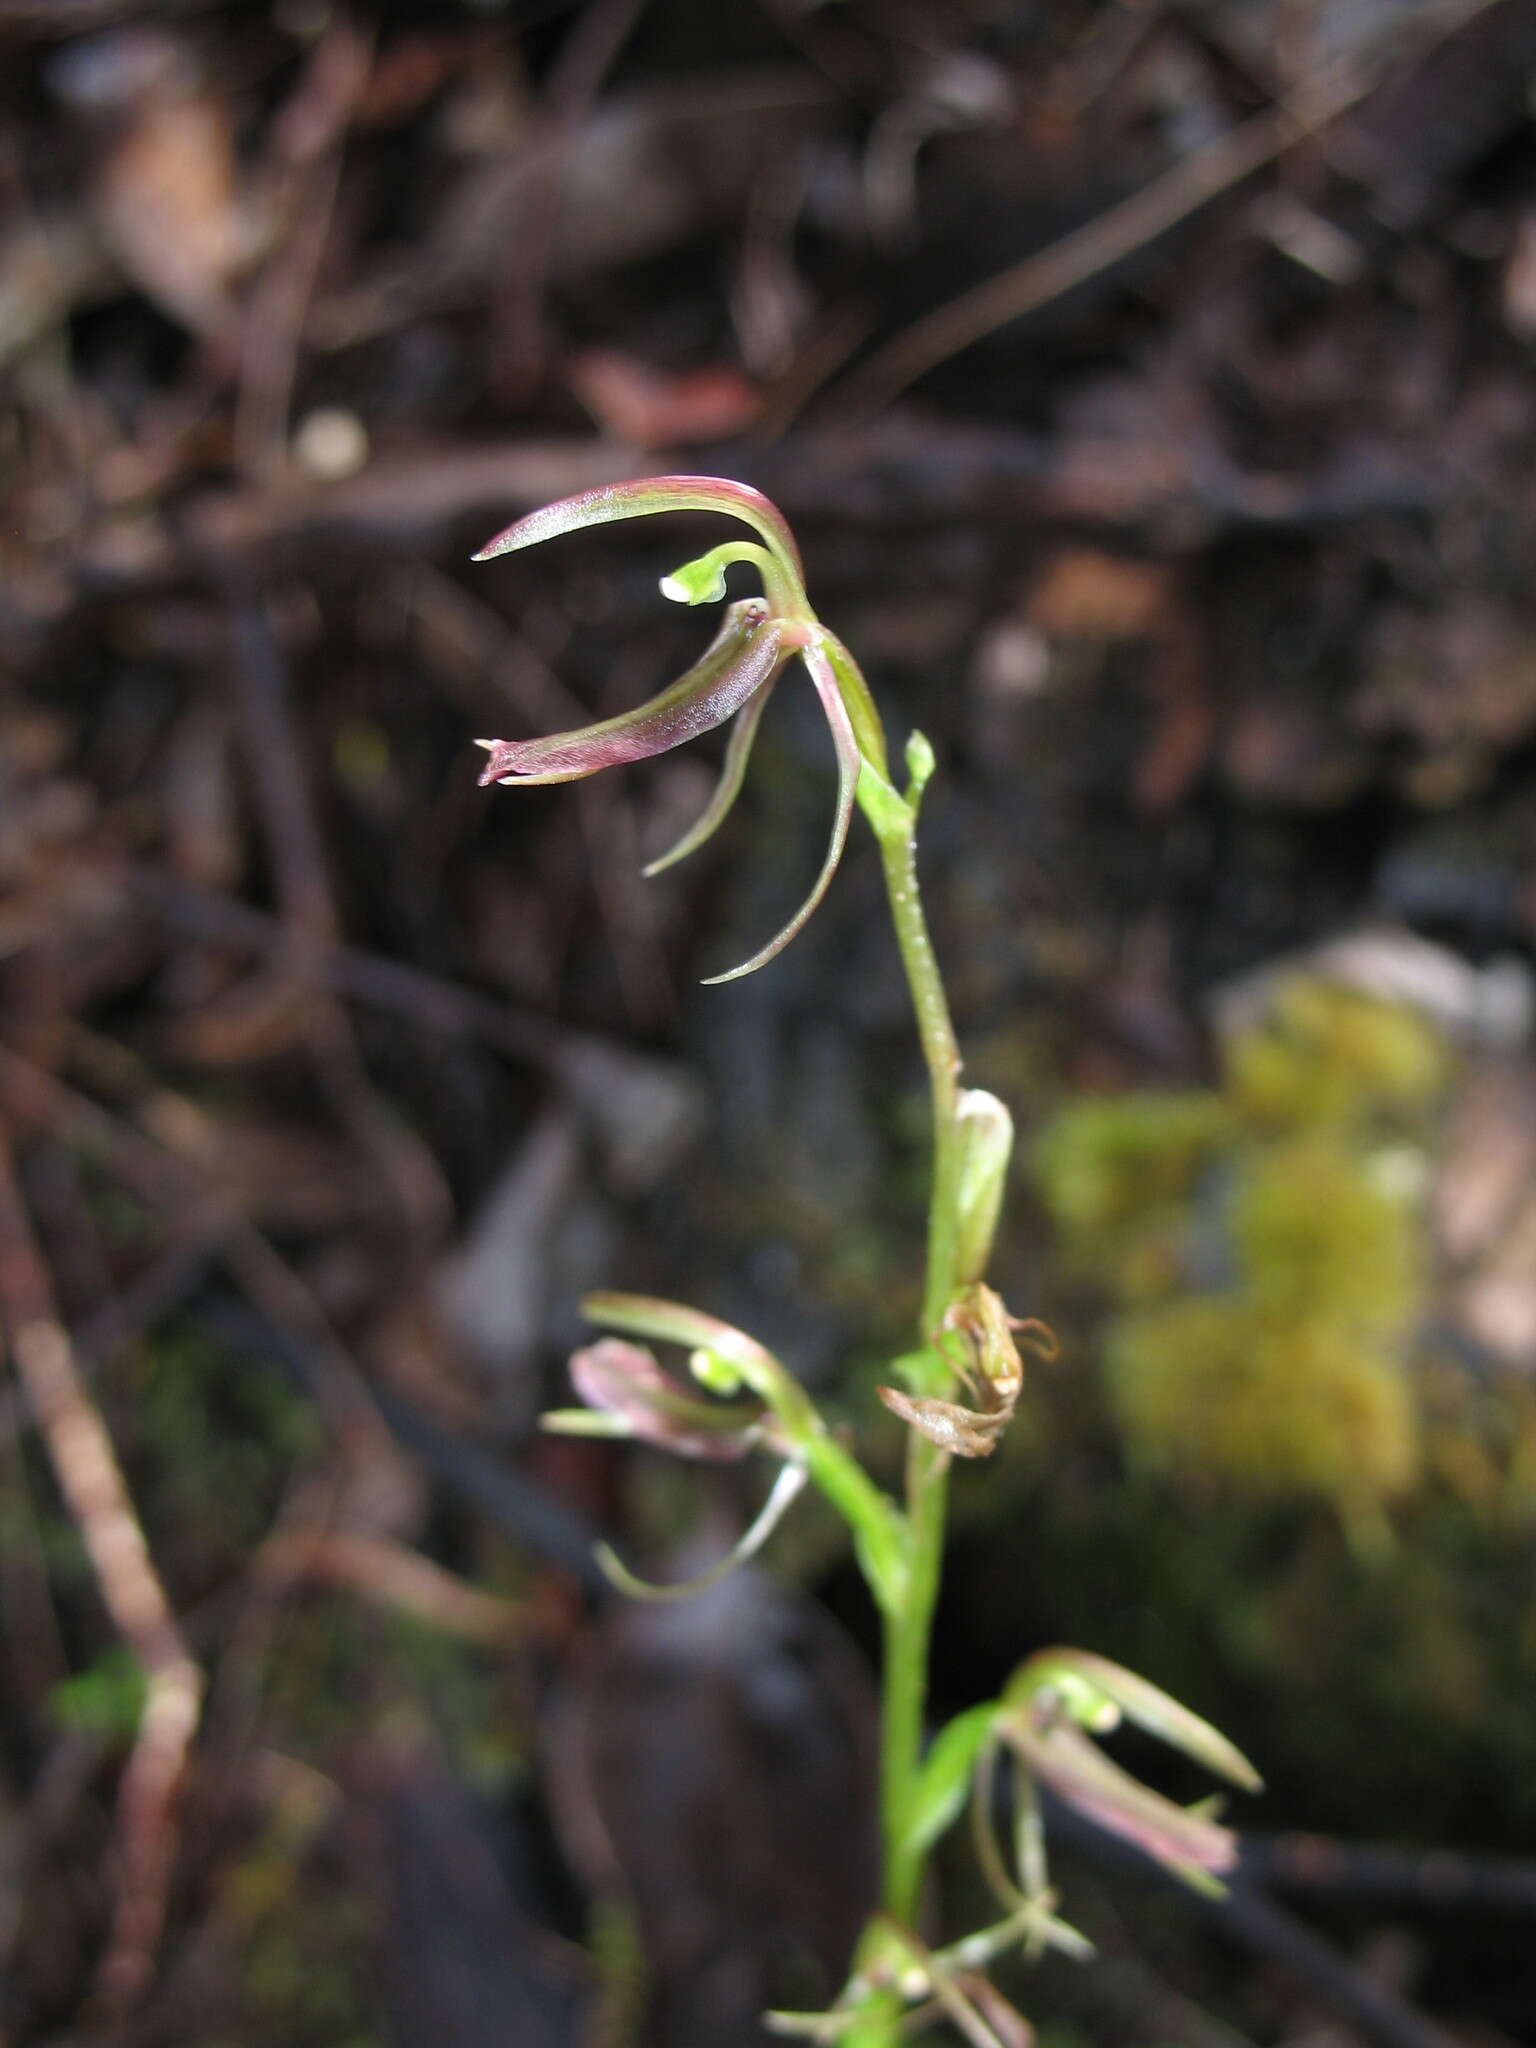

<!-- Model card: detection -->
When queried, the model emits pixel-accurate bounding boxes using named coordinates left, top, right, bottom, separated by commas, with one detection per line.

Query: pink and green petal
left=549, top=1337, right=763, bottom=1460
left=643, top=671, right=780, bottom=876
left=478, top=599, right=785, bottom=785
left=1002, top=1713, right=1238, bottom=1881
left=581, top=1291, right=775, bottom=1370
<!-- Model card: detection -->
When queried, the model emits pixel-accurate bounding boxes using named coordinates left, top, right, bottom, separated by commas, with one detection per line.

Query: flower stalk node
left=879, top=1284, right=1029, bottom=1458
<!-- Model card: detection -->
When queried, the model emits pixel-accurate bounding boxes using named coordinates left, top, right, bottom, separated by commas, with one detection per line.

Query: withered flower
left=879, top=1284, right=1055, bottom=1459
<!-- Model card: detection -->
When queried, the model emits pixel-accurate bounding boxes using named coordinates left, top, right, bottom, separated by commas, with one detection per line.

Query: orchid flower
left=540, top=1293, right=903, bottom=1609
left=994, top=1649, right=1263, bottom=1893
left=472, top=476, right=883, bottom=983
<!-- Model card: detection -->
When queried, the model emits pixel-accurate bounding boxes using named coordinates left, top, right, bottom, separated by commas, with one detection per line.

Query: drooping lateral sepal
left=593, top=1459, right=809, bottom=1602
left=643, top=670, right=780, bottom=876
left=479, top=599, right=787, bottom=785
left=700, top=638, right=860, bottom=984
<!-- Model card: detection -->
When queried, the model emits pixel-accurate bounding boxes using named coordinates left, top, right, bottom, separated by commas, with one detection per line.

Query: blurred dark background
left=4, top=1, right=1536, bottom=2043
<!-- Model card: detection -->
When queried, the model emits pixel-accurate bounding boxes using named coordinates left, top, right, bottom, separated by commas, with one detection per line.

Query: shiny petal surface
left=643, top=669, right=779, bottom=875
left=564, top=1337, right=762, bottom=1460
left=473, top=474, right=803, bottom=583
left=478, top=600, right=784, bottom=785
left=1004, top=1715, right=1238, bottom=1878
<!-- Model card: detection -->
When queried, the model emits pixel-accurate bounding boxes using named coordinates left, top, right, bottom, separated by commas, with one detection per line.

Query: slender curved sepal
left=594, top=1458, right=808, bottom=1602
left=479, top=600, right=786, bottom=786
left=581, top=1292, right=778, bottom=1372
left=643, top=671, right=780, bottom=876
left=472, top=474, right=805, bottom=590
left=700, top=640, right=860, bottom=985
left=997, top=1649, right=1261, bottom=1890
left=1007, top=1649, right=1262, bottom=1793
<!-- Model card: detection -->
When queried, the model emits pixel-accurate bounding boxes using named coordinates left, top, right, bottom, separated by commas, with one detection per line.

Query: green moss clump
left=1234, top=1136, right=1421, bottom=1340
left=1224, top=977, right=1447, bottom=1130
left=1032, top=973, right=1446, bottom=1519
left=1110, top=1301, right=1417, bottom=1509
left=1031, top=1090, right=1230, bottom=1281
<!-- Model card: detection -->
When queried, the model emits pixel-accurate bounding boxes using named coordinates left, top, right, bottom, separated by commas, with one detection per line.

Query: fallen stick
left=0, top=1126, right=203, bottom=2020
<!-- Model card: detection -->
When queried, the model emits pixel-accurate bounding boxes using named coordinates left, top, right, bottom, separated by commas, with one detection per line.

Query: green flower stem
left=869, top=776, right=961, bottom=1932
left=830, top=635, right=970, bottom=1991
left=868, top=792, right=963, bottom=1347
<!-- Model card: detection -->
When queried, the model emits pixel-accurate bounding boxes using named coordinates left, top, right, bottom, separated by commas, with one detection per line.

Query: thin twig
left=122, top=866, right=685, bottom=1122
left=0, top=1217, right=231, bottom=1452
left=832, top=0, right=1497, bottom=417
left=222, top=590, right=451, bottom=1246
left=253, top=1527, right=522, bottom=1642
left=1045, top=1792, right=1463, bottom=2048
left=1245, top=1829, right=1536, bottom=1918
left=0, top=1040, right=381, bottom=1444
left=233, top=16, right=370, bottom=484
left=0, top=1126, right=203, bottom=2020
left=491, top=0, right=649, bottom=392
left=125, top=865, right=562, bottom=1062
left=1218, top=1883, right=1460, bottom=2048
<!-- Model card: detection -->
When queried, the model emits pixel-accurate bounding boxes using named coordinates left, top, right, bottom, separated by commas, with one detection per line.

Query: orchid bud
left=953, top=1088, right=1014, bottom=1285
left=904, top=728, right=936, bottom=802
